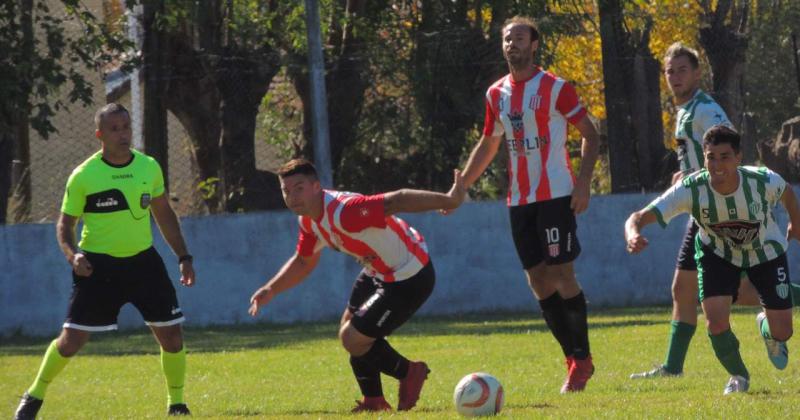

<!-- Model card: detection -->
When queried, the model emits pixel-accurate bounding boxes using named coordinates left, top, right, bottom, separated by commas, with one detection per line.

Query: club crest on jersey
left=748, top=201, right=762, bottom=215
left=776, top=283, right=789, bottom=300
left=140, top=193, right=151, bottom=209
left=508, top=110, right=524, bottom=133
left=708, top=220, right=760, bottom=246
left=528, top=94, right=542, bottom=110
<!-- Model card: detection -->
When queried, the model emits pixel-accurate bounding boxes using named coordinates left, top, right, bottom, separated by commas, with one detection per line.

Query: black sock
left=362, top=338, right=410, bottom=379
left=539, top=292, right=574, bottom=358
left=563, top=291, right=590, bottom=359
left=350, top=354, right=383, bottom=397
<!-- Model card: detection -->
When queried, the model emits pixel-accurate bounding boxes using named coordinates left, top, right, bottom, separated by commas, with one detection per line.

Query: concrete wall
left=2, top=189, right=799, bottom=337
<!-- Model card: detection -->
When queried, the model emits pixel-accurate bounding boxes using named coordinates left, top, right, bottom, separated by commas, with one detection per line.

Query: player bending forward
left=249, top=159, right=466, bottom=412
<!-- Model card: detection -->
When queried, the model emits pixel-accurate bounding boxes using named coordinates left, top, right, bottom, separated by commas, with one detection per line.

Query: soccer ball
left=453, top=372, right=504, bottom=417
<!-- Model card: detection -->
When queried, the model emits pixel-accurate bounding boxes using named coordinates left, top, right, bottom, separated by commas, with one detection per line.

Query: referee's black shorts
left=64, top=247, right=184, bottom=332
left=347, top=261, right=435, bottom=338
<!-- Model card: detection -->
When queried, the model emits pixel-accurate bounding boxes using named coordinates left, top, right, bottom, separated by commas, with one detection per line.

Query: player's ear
left=95, top=129, right=102, bottom=139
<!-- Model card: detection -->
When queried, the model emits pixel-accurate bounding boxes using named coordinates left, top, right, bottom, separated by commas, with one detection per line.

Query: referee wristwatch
left=178, top=254, right=194, bottom=264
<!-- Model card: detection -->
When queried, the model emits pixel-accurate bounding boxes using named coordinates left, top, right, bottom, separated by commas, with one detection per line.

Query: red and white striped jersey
left=482, top=68, right=587, bottom=206
left=295, top=190, right=430, bottom=282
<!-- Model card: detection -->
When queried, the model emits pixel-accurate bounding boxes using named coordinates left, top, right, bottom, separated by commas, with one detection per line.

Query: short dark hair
left=664, top=42, right=699, bottom=69
left=94, top=103, right=130, bottom=130
left=703, top=125, right=740, bottom=153
left=278, top=158, right=318, bottom=179
left=502, top=16, right=539, bottom=42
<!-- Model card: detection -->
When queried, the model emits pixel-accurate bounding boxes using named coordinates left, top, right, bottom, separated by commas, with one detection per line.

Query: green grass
left=2, top=306, right=799, bottom=419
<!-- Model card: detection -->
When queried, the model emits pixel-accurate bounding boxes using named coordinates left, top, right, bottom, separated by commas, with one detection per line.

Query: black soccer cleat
left=14, top=393, right=43, bottom=420
left=168, top=403, right=191, bottom=416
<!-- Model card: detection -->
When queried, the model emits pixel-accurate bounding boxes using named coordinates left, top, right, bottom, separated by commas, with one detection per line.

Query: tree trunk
left=8, top=0, right=34, bottom=223
left=598, top=0, right=638, bottom=192
left=142, top=0, right=170, bottom=188
left=290, top=0, right=369, bottom=184
left=630, top=22, right=669, bottom=191
left=216, top=49, right=281, bottom=212
left=163, top=36, right=223, bottom=213
left=0, top=132, right=11, bottom=224
left=698, top=0, right=748, bottom=128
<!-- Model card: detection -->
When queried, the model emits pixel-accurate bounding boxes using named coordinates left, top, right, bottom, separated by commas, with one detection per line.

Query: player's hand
left=671, top=171, right=685, bottom=186
left=626, top=233, right=649, bottom=254
left=71, top=253, right=93, bottom=277
left=179, top=261, right=196, bottom=287
left=249, top=286, right=275, bottom=317
left=443, top=169, right=467, bottom=212
left=570, top=179, right=590, bottom=215
left=787, top=222, right=800, bottom=243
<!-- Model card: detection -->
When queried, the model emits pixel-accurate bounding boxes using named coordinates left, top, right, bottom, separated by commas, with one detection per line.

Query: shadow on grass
left=0, top=306, right=677, bottom=357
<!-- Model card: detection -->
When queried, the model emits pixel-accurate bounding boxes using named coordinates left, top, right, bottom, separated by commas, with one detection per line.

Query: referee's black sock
left=362, top=338, right=410, bottom=380
left=349, top=355, right=383, bottom=397
left=539, top=292, right=574, bottom=358
left=563, top=291, right=591, bottom=359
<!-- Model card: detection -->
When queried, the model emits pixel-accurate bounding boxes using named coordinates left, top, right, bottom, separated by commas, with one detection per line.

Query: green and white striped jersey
left=647, top=166, right=788, bottom=268
left=674, top=89, right=732, bottom=173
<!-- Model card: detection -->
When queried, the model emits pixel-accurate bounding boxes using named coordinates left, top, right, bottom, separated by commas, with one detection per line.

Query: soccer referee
left=14, top=103, right=196, bottom=419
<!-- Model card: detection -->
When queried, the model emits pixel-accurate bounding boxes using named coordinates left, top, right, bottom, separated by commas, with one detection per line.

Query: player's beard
left=505, top=50, right=534, bottom=73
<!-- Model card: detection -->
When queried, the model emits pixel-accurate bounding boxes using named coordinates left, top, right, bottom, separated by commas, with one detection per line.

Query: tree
left=598, top=0, right=669, bottom=192
left=697, top=0, right=748, bottom=128
left=0, top=0, right=131, bottom=224
left=140, top=0, right=285, bottom=212
left=285, top=0, right=371, bottom=184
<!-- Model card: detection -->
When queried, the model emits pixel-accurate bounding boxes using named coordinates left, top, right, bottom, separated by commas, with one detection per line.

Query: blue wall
left=2, top=189, right=798, bottom=337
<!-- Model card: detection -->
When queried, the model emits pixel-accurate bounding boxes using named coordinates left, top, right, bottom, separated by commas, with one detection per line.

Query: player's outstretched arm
left=57, top=213, right=93, bottom=276
left=781, top=186, right=800, bottom=243
left=151, top=194, right=195, bottom=287
left=624, top=209, right=657, bottom=254
left=570, top=115, right=600, bottom=215
left=249, top=251, right=321, bottom=317
left=383, top=169, right=466, bottom=216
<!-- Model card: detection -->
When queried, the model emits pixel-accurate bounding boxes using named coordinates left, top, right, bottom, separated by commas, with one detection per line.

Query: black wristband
left=178, top=254, right=193, bottom=263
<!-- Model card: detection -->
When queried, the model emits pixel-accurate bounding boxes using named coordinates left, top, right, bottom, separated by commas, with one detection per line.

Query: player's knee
left=705, top=319, right=730, bottom=335
left=160, top=337, right=183, bottom=353
left=339, top=324, right=372, bottom=356
left=671, top=274, right=697, bottom=302
left=57, top=329, right=89, bottom=357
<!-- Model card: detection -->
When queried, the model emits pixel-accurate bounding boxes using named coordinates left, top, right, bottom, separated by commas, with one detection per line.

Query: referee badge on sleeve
left=140, top=193, right=151, bottom=209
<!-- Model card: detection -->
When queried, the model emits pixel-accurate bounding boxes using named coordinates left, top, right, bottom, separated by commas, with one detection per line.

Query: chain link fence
left=4, top=0, right=800, bottom=225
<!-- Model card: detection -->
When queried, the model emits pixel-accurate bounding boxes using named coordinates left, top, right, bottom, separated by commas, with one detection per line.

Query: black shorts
left=347, top=262, right=435, bottom=338
left=509, top=196, right=581, bottom=269
left=64, top=247, right=184, bottom=331
left=676, top=219, right=699, bottom=271
left=697, top=246, right=792, bottom=310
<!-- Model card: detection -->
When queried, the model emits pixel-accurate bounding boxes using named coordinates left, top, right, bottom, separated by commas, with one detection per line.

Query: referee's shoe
left=14, top=393, right=43, bottom=420
left=168, top=403, right=191, bottom=416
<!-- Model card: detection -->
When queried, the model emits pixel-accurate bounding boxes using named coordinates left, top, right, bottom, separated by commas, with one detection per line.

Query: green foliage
left=745, top=2, right=800, bottom=140
left=0, top=0, right=134, bottom=138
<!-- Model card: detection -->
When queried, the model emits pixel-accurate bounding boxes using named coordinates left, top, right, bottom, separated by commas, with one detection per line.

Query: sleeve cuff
left=646, top=204, right=667, bottom=228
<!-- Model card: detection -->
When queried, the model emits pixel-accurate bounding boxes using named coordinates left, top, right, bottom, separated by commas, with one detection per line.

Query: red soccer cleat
left=351, top=396, right=392, bottom=413
left=560, top=355, right=594, bottom=394
left=398, top=361, right=430, bottom=411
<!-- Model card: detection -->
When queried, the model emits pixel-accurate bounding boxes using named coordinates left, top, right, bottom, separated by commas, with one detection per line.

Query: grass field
left=2, top=306, right=799, bottom=419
